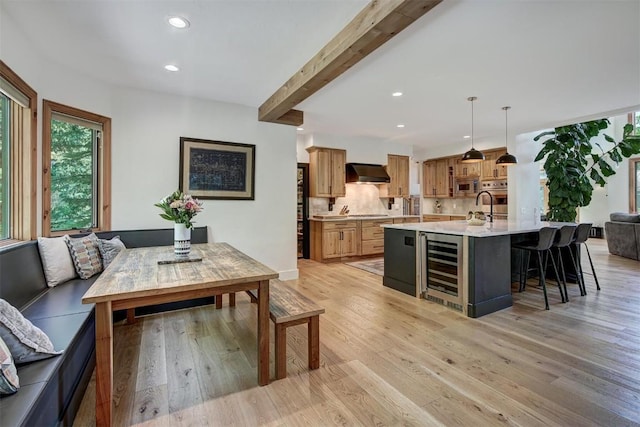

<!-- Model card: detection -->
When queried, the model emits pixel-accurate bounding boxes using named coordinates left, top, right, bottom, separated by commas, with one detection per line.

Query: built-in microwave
left=455, top=178, right=479, bottom=196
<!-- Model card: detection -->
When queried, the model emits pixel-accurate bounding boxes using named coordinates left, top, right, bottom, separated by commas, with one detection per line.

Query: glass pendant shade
left=461, top=96, right=485, bottom=163
left=496, top=105, right=517, bottom=165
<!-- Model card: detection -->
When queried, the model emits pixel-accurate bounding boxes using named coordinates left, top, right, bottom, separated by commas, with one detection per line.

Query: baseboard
left=278, top=269, right=299, bottom=280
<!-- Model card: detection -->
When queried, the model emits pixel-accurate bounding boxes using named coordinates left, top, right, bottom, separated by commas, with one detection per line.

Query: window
left=1, top=94, right=8, bottom=238
left=631, top=157, right=640, bottom=213
left=0, top=61, right=37, bottom=242
left=42, top=100, right=111, bottom=236
left=630, top=112, right=640, bottom=213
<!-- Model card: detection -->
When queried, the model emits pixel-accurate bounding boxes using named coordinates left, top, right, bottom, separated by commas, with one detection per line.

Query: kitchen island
left=382, top=220, right=566, bottom=318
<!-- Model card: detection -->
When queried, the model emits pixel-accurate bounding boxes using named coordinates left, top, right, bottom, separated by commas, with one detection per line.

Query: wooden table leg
left=257, top=279, right=270, bottom=385
left=308, top=316, right=320, bottom=370
left=275, top=323, right=287, bottom=380
left=95, top=301, right=113, bottom=427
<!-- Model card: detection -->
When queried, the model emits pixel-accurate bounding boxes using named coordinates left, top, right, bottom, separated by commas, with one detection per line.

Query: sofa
left=604, top=213, right=640, bottom=260
left=0, top=226, right=209, bottom=426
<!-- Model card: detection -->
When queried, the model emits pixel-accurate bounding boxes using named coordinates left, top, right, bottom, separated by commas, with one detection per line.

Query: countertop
left=382, top=220, right=571, bottom=237
left=310, top=214, right=420, bottom=222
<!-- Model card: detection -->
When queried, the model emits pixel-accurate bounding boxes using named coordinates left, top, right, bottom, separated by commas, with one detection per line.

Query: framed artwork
left=179, top=137, right=255, bottom=200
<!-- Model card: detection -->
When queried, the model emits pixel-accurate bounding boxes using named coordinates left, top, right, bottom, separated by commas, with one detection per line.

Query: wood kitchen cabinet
left=360, top=218, right=393, bottom=255
left=481, top=148, right=508, bottom=180
left=422, top=214, right=467, bottom=222
left=306, top=147, right=346, bottom=197
left=454, top=158, right=481, bottom=178
left=384, top=154, right=410, bottom=197
left=423, top=158, right=452, bottom=198
left=311, top=220, right=357, bottom=261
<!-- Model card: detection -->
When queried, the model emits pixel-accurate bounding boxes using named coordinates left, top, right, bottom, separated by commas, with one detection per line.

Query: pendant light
left=496, top=106, right=518, bottom=165
left=461, top=96, right=485, bottom=163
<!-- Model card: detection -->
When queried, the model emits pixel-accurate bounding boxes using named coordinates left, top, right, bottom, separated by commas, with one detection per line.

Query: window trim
left=0, top=60, right=37, bottom=241
left=42, top=100, right=111, bottom=236
left=630, top=157, right=639, bottom=213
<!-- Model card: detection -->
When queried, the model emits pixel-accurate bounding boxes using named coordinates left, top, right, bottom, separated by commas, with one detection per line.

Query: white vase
left=174, top=223, right=191, bottom=257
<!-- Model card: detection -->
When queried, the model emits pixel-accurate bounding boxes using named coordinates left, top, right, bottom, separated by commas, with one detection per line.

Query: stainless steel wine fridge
left=419, top=232, right=464, bottom=312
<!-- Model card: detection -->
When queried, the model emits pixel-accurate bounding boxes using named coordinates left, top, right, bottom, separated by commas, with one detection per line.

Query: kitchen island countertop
left=383, top=219, right=571, bottom=237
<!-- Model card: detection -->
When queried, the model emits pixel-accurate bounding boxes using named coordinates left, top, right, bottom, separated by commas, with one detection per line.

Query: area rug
left=345, top=257, right=384, bottom=276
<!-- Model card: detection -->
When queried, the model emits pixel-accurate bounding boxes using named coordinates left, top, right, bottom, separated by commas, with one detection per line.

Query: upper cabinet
left=454, top=158, right=481, bottom=178
left=423, top=158, right=452, bottom=198
left=481, top=148, right=508, bottom=180
left=382, top=154, right=410, bottom=198
left=307, top=147, right=346, bottom=197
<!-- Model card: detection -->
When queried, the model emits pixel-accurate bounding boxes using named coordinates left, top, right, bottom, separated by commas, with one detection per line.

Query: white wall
left=578, top=113, right=634, bottom=226
left=111, top=88, right=298, bottom=278
left=2, top=9, right=299, bottom=279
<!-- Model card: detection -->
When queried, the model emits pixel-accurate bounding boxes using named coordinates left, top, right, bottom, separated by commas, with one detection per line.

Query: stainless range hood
left=345, top=163, right=390, bottom=183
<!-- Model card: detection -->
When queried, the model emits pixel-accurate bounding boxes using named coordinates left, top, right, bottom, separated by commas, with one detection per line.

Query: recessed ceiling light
left=463, top=135, right=471, bottom=139
left=296, top=127, right=304, bottom=131
left=396, top=124, right=405, bottom=128
left=168, top=16, right=190, bottom=29
left=392, top=92, right=403, bottom=97
left=164, top=64, right=179, bottom=72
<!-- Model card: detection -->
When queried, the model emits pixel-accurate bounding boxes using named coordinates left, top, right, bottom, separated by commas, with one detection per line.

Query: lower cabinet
left=322, top=228, right=357, bottom=258
left=311, top=220, right=357, bottom=261
left=310, top=217, right=419, bottom=262
left=423, top=214, right=466, bottom=222
left=361, top=219, right=393, bottom=255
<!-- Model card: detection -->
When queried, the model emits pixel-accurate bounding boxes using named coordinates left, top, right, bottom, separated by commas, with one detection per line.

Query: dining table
left=82, top=242, right=278, bottom=427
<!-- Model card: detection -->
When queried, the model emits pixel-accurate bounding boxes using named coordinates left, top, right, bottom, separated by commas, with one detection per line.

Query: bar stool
left=513, top=227, right=565, bottom=310
left=551, top=225, right=583, bottom=300
left=573, top=223, right=600, bottom=292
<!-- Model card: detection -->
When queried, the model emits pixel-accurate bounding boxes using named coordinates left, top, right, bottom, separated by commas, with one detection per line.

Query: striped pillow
left=65, top=233, right=103, bottom=279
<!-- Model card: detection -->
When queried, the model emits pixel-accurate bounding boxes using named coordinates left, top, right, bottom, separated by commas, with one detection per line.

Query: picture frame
left=179, top=137, right=255, bottom=200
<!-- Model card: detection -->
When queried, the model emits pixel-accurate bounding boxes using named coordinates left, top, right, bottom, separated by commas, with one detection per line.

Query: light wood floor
left=73, top=239, right=640, bottom=426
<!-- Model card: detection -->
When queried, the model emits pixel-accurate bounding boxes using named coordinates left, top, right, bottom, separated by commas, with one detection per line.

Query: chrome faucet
left=476, top=191, right=493, bottom=223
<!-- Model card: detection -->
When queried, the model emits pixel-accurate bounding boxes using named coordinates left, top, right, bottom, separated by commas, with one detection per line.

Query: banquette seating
left=0, top=227, right=208, bottom=427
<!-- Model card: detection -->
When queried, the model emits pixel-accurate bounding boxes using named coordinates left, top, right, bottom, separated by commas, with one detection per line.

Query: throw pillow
left=66, top=233, right=103, bottom=279
left=97, top=236, right=126, bottom=268
left=0, top=335, right=19, bottom=395
left=37, top=236, right=78, bottom=287
left=0, top=299, right=62, bottom=365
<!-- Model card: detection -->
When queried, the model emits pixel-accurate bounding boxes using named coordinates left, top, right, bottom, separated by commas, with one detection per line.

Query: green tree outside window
left=50, top=119, right=95, bottom=231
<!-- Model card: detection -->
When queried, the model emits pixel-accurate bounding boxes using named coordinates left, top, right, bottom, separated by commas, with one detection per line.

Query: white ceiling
left=2, top=0, right=639, bottom=151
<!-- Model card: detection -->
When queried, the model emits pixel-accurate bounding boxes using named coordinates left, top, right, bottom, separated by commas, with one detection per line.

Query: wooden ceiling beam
left=258, top=0, right=442, bottom=125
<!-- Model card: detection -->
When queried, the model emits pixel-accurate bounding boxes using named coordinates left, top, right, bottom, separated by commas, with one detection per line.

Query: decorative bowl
left=466, top=211, right=486, bottom=226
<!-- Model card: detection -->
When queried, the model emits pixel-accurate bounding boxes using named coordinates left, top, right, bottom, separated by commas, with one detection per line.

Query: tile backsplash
left=309, top=184, right=393, bottom=216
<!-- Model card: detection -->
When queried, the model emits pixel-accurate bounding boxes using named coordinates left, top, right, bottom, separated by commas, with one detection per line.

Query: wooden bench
left=246, top=279, right=325, bottom=379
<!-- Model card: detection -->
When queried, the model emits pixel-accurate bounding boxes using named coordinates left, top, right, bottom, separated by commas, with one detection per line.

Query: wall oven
left=454, top=178, right=479, bottom=197
left=480, top=180, right=508, bottom=215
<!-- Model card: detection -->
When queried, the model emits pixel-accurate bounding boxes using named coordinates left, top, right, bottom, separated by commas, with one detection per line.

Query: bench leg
left=275, top=323, right=287, bottom=380
left=229, top=292, right=236, bottom=307
left=126, top=308, right=136, bottom=324
left=216, top=295, right=223, bottom=309
left=308, top=316, right=320, bottom=370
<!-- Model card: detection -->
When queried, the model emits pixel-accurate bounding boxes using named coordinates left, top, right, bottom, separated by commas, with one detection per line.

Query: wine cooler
left=419, top=233, right=464, bottom=311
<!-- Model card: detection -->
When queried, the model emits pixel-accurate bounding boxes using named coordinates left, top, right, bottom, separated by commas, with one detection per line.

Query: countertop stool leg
left=537, top=251, right=550, bottom=310
left=584, top=243, right=601, bottom=291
